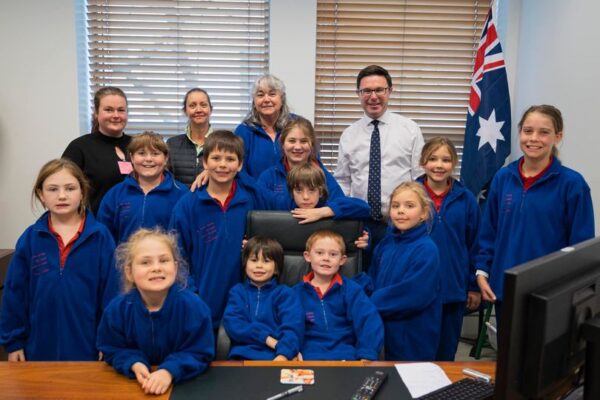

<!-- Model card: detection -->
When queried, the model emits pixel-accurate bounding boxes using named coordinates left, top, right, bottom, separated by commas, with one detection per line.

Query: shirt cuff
left=475, top=270, right=489, bottom=279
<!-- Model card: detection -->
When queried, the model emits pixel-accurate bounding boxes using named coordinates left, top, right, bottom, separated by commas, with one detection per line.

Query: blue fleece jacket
left=97, top=285, right=214, bottom=383
left=367, top=223, right=441, bottom=361
left=417, top=177, right=481, bottom=303
left=168, top=173, right=274, bottom=327
left=258, top=158, right=370, bottom=220
left=223, top=278, right=304, bottom=360
left=234, top=122, right=284, bottom=178
left=97, top=171, right=188, bottom=243
left=476, top=157, right=594, bottom=301
left=0, top=210, right=118, bottom=360
left=294, top=275, right=383, bottom=361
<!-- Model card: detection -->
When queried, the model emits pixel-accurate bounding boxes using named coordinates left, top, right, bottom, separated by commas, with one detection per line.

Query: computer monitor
left=495, top=236, right=600, bottom=399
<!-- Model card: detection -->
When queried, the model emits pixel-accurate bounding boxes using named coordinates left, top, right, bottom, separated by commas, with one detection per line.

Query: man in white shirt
left=334, top=65, right=424, bottom=262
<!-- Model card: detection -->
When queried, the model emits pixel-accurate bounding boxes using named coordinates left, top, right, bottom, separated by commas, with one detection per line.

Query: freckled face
left=304, top=237, right=347, bottom=280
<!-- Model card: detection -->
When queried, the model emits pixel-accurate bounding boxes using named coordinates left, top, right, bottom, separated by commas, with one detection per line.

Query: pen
left=266, top=385, right=303, bottom=400
left=462, top=368, right=492, bottom=383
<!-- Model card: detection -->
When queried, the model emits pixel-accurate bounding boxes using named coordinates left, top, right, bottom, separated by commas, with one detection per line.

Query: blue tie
left=368, top=120, right=382, bottom=220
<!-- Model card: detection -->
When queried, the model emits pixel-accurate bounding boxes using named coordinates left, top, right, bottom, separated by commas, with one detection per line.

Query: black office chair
left=216, top=211, right=364, bottom=360
left=245, top=210, right=364, bottom=286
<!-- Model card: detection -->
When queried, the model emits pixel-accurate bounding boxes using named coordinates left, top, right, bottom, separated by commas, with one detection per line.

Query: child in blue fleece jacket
left=417, top=137, right=481, bottom=361
left=97, top=132, right=188, bottom=244
left=295, top=230, right=383, bottom=361
left=97, top=228, right=214, bottom=396
left=0, top=159, right=118, bottom=361
left=476, top=105, right=595, bottom=326
left=169, top=130, right=277, bottom=329
left=223, top=236, right=303, bottom=360
left=366, top=182, right=441, bottom=361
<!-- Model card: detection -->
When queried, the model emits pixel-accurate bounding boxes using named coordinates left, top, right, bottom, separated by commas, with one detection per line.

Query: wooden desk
left=0, top=360, right=495, bottom=399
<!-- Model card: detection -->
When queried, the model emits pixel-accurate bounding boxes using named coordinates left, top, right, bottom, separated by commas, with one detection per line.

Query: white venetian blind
left=315, top=0, right=490, bottom=169
left=86, top=0, right=269, bottom=137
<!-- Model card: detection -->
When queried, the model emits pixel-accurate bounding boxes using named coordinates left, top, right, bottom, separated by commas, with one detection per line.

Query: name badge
left=118, top=161, right=133, bottom=175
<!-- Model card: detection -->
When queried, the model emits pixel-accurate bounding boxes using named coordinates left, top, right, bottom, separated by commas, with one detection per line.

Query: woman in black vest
left=167, top=88, right=214, bottom=187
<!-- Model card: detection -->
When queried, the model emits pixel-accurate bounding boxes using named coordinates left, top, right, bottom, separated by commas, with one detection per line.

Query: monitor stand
left=582, top=314, right=600, bottom=400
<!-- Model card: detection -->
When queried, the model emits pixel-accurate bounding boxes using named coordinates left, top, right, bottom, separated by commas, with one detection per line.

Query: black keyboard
left=416, top=378, right=494, bottom=400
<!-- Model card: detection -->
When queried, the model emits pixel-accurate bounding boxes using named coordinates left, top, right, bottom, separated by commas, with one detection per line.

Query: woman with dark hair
left=235, top=74, right=295, bottom=178
left=62, top=86, right=132, bottom=214
left=167, top=88, right=214, bottom=187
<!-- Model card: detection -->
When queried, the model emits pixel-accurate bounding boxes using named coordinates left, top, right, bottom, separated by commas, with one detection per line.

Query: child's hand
left=190, top=170, right=209, bottom=191
left=142, top=369, right=173, bottom=395
left=131, top=362, right=151, bottom=387
left=241, top=238, right=248, bottom=250
left=265, top=336, right=278, bottom=350
left=292, top=352, right=303, bottom=362
left=291, top=207, right=334, bottom=224
left=354, top=230, right=369, bottom=249
left=466, top=291, right=482, bottom=310
left=273, top=354, right=288, bottom=361
left=476, top=275, right=496, bottom=302
left=8, top=349, right=26, bottom=362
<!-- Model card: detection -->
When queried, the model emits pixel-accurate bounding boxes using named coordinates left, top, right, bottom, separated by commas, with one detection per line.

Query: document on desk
left=394, top=362, right=452, bottom=398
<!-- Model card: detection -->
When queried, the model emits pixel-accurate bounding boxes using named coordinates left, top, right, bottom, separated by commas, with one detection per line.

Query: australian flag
left=461, top=6, right=511, bottom=200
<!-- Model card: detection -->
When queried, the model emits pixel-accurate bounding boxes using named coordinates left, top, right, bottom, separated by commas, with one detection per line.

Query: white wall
left=1, top=0, right=599, bottom=247
left=270, top=0, right=317, bottom=122
left=0, top=0, right=81, bottom=247
left=509, top=0, right=600, bottom=233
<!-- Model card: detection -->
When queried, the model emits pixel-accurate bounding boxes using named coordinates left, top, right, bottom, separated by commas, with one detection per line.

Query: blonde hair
left=388, top=182, right=433, bottom=223
left=128, top=131, right=169, bottom=158
left=286, top=163, right=328, bottom=203
left=419, top=136, right=458, bottom=169
left=305, top=229, right=346, bottom=255
left=32, top=158, right=90, bottom=215
left=115, top=228, right=188, bottom=293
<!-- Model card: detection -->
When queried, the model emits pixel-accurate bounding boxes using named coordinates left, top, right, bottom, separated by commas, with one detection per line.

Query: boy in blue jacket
left=294, top=230, right=383, bottom=361
left=223, top=236, right=303, bottom=360
left=169, top=130, right=276, bottom=329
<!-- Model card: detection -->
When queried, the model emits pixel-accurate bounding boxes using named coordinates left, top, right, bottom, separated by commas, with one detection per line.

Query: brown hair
left=419, top=136, right=459, bottom=169
left=518, top=104, right=563, bottom=157
left=356, top=65, right=393, bottom=89
left=286, top=163, right=328, bottom=203
left=202, top=130, right=244, bottom=162
left=242, top=236, right=284, bottom=276
left=305, top=229, right=346, bottom=255
left=91, top=87, right=128, bottom=134
left=32, top=158, right=90, bottom=215
left=182, top=88, right=213, bottom=112
left=388, top=182, right=433, bottom=223
left=115, top=228, right=188, bottom=293
left=128, top=131, right=169, bottom=158
left=280, top=117, right=318, bottom=162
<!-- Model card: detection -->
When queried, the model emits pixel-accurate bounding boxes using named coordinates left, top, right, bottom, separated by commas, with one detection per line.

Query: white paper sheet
left=395, top=362, right=452, bottom=398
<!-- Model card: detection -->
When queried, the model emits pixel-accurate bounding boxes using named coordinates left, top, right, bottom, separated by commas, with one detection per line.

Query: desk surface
left=0, top=360, right=495, bottom=399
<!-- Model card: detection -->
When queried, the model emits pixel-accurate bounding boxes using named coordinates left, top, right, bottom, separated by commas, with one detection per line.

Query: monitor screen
left=495, top=236, right=600, bottom=399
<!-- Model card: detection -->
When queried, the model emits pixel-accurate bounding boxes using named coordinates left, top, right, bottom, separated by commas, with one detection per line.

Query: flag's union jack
left=461, top=6, right=511, bottom=199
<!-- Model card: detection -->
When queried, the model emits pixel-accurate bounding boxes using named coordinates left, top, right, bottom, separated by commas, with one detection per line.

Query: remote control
left=351, top=370, right=388, bottom=400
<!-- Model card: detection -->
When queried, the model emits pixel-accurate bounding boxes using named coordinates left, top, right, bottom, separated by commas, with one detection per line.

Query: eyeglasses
left=358, top=87, right=389, bottom=97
